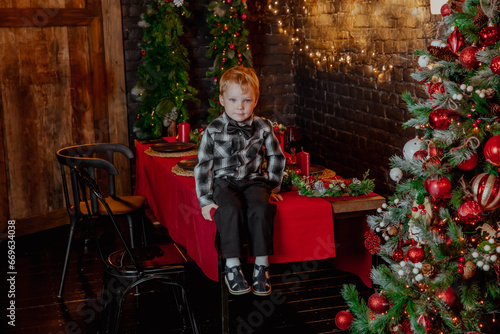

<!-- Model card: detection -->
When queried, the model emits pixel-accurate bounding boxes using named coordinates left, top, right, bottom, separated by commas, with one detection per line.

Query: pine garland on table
left=132, top=0, right=198, bottom=139
left=205, top=0, right=253, bottom=122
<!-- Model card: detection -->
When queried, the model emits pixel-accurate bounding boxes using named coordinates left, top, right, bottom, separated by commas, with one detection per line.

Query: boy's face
left=219, top=82, right=257, bottom=123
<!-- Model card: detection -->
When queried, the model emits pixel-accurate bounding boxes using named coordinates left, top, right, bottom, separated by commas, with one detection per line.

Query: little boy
left=194, top=66, right=285, bottom=296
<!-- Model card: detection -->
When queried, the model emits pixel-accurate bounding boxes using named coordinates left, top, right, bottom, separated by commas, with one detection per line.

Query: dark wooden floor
left=0, top=219, right=373, bottom=334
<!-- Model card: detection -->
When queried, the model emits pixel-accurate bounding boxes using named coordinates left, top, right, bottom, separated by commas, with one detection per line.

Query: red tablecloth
left=134, top=140, right=337, bottom=282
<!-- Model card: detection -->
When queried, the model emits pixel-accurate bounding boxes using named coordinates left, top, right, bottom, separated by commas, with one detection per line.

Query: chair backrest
left=56, top=143, right=134, bottom=217
left=73, top=165, right=142, bottom=271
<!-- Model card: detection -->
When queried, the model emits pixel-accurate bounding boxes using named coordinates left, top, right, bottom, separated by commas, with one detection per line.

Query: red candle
left=178, top=122, right=190, bottom=142
left=296, top=150, right=310, bottom=176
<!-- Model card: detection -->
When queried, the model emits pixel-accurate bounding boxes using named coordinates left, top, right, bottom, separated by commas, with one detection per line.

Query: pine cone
left=427, top=45, right=458, bottom=62
left=421, top=263, right=435, bottom=277
left=449, top=1, right=463, bottom=13
left=463, top=260, right=476, bottom=279
left=484, top=87, right=496, bottom=99
left=387, top=226, right=399, bottom=236
left=473, top=7, right=488, bottom=27
left=489, top=102, right=500, bottom=116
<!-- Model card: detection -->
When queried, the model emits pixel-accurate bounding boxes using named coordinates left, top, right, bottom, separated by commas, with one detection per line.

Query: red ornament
left=241, top=13, right=247, bottom=20
left=457, top=152, right=478, bottom=171
left=484, top=135, right=500, bottom=166
left=479, top=25, right=500, bottom=47
left=428, top=82, right=445, bottom=96
left=407, top=245, right=425, bottom=263
left=491, top=55, right=500, bottom=75
left=392, top=248, right=404, bottom=261
left=471, top=173, right=500, bottom=210
left=448, top=27, right=464, bottom=53
left=429, top=109, right=451, bottom=130
left=140, top=50, right=145, bottom=56
left=335, top=310, right=354, bottom=330
left=368, top=293, right=390, bottom=314
left=459, top=46, right=480, bottom=69
left=294, top=168, right=302, bottom=175
left=413, top=150, right=428, bottom=160
left=441, top=4, right=452, bottom=17
left=457, top=199, right=482, bottom=224
left=223, top=25, right=228, bottom=31
left=436, top=286, right=456, bottom=307
left=229, top=44, right=235, bottom=49
left=364, top=230, right=381, bottom=255
left=426, top=176, right=452, bottom=199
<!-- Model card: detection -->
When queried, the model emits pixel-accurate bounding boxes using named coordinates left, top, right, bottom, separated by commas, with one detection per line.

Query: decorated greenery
left=338, top=1, right=500, bottom=333
left=206, top=0, right=253, bottom=122
left=133, top=0, right=198, bottom=139
left=284, top=169, right=375, bottom=198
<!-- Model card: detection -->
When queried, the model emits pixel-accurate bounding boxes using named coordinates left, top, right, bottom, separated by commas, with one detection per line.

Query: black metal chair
left=73, top=165, right=199, bottom=334
left=56, top=143, right=148, bottom=299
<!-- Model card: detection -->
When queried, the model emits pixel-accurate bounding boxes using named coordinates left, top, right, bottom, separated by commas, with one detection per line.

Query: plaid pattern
left=195, top=113, right=285, bottom=208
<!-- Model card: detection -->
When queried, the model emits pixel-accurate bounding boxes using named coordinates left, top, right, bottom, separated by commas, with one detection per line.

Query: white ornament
left=431, top=40, right=442, bottom=47
left=473, top=251, right=479, bottom=258
left=384, top=235, right=390, bottom=241
left=483, top=264, right=490, bottom=271
left=480, top=92, right=485, bottom=98
left=412, top=268, right=420, bottom=274
left=415, top=274, right=423, bottom=281
left=376, top=227, right=381, bottom=232
left=394, top=198, right=400, bottom=204
left=489, top=238, right=495, bottom=244
left=497, top=246, right=500, bottom=253
left=467, top=86, right=474, bottom=92
left=477, top=260, right=484, bottom=267
left=457, top=94, right=463, bottom=100
left=460, top=84, right=466, bottom=90
left=398, top=270, right=405, bottom=276
left=418, top=55, right=430, bottom=68
left=400, top=261, right=407, bottom=267
left=403, top=137, right=423, bottom=160
left=491, top=254, right=497, bottom=262
left=415, top=262, right=423, bottom=269
left=452, top=94, right=458, bottom=100
left=484, top=245, right=491, bottom=252
left=382, top=203, right=388, bottom=209
left=390, top=168, right=403, bottom=182
left=377, top=208, right=382, bottom=213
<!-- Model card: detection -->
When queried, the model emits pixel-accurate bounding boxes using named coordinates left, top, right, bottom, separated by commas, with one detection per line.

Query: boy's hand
left=270, top=193, right=283, bottom=202
left=202, top=203, right=219, bottom=221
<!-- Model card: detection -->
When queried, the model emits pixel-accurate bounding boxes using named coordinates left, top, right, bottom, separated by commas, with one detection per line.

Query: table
left=134, top=139, right=385, bottom=288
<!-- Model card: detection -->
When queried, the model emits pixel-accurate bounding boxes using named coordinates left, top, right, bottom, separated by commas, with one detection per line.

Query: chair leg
left=125, top=215, right=135, bottom=248
left=58, top=218, right=78, bottom=299
left=140, top=209, right=148, bottom=246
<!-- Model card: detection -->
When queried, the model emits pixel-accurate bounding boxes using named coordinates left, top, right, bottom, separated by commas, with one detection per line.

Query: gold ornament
left=463, top=260, right=476, bottom=279
left=387, top=226, right=399, bottom=236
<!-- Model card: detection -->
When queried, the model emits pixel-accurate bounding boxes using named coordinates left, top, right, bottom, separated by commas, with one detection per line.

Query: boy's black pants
left=213, top=178, right=277, bottom=260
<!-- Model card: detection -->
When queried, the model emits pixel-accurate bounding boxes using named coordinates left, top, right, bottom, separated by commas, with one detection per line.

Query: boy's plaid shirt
left=194, top=113, right=285, bottom=208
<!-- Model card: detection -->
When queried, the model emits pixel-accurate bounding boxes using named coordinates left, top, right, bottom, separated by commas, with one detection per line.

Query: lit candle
left=178, top=122, right=190, bottom=142
left=296, top=150, right=310, bottom=176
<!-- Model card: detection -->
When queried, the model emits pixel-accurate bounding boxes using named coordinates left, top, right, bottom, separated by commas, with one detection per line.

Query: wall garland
left=133, top=0, right=254, bottom=138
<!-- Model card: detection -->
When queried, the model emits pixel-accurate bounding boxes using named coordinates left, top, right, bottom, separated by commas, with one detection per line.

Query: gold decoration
left=387, top=226, right=399, bottom=236
left=144, top=147, right=198, bottom=158
left=463, top=260, right=477, bottom=279
left=421, top=263, right=435, bottom=277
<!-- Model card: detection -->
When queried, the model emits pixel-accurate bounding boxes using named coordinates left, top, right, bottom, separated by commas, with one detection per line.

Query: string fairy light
left=267, top=0, right=398, bottom=78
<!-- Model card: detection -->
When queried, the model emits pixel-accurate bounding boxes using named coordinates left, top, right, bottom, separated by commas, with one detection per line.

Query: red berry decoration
left=479, top=25, right=500, bottom=47
left=335, top=310, right=354, bottom=330
left=426, top=176, right=452, bottom=199
left=457, top=199, right=483, bottom=224
left=368, top=293, right=390, bottom=314
left=436, top=286, right=456, bottom=307
left=457, top=152, right=478, bottom=171
left=484, top=135, right=500, bottom=166
left=428, top=82, right=445, bottom=96
left=441, top=4, right=452, bottom=17
left=407, top=245, right=425, bottom=263
left=471, top=173, right=500, bottom=210
left=429, top=109, right=451, bottom=130
left=459, top=46, right=480, bottom=69
left=447, top=26, right=464, bottom=53
left=491, top=55, right=500, bottom=75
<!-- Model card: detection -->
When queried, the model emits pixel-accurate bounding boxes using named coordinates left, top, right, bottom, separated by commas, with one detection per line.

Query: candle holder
left=284, top=126, right=302, bottom=155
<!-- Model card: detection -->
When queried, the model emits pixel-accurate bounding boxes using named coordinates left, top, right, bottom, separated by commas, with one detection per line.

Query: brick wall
left=121, top=0, right=442, bottom=196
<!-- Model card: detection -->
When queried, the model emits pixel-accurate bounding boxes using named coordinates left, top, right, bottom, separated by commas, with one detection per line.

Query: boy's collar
left=223, top=112, right=254, bottom=126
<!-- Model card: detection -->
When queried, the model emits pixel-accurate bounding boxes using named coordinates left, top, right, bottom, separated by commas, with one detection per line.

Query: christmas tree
left=132, top=0, right=198, bottom=139
left=205, top=0, right=253, bottom=122
left=335, top=1, right=500, bottom=333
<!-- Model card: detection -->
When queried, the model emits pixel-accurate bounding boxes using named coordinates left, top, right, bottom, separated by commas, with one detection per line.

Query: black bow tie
left=227, top=121, right=253, bottom=139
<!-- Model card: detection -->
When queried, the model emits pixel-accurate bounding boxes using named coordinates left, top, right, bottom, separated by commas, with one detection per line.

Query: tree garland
left=132, top=0, right=198, bottom=139
left=206, top=0, right=253, bottom=122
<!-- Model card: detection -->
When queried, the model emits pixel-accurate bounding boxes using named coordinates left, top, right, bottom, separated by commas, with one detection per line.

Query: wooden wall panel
left=0, top=0, right=129, bottom=235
